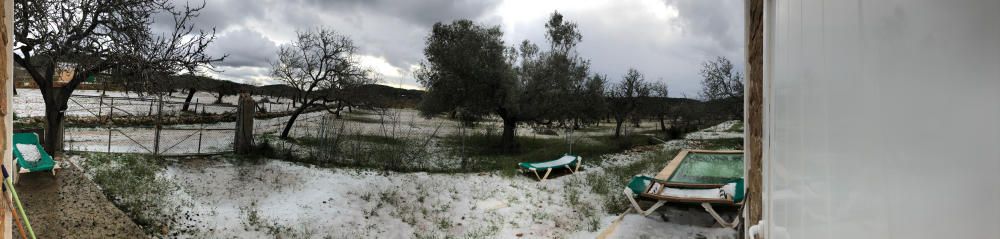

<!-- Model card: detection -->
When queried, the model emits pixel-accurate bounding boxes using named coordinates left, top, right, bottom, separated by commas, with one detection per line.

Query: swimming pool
left=656, top=150, right=744, bottom=185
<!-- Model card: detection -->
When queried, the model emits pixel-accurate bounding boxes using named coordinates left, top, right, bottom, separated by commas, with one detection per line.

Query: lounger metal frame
left=625, top=149, right=744, bottom=228
left=522, top=156, right=582, bottom=181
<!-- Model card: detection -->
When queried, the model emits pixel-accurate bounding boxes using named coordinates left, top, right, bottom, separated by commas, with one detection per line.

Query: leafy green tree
left=574, top=74, right=608, bottom=127
left=416, top=20, right=518, bottom=149
left=419, top=12, right=597, bottom=150
left=517, top=12, right=593, bottom=128
left=699, top=56, right=744, bottom=119
left=634, top=80, right=670, bottom=132
left=608, top=68, right=652, bottom=137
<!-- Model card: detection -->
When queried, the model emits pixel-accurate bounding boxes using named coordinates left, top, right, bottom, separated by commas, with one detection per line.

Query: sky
left=163, top=0, right=744, bottom=98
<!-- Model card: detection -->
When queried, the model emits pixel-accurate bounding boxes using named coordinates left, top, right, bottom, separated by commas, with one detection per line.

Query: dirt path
left=13, top=164, right=145, bottom=239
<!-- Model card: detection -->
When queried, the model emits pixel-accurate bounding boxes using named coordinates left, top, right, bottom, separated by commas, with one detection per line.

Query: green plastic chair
left=13, top=133, right=60, bottom=183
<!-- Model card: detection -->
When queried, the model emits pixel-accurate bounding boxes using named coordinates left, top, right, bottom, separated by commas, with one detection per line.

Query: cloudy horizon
left=171, top=0, right=743, bottom=98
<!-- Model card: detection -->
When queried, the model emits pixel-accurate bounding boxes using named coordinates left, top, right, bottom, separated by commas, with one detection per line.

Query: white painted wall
left=762, top=0, right=1000, bottom=238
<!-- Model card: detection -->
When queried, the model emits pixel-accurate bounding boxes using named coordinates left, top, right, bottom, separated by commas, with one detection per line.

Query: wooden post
left=745, top=0, right=765, bottom=234
left=107, top=98, right=114, bottom=153
left=234, top=92, right=254, bottom=154
left=153, top=94, right=163, bottom=155
left=97, top=92, right=104, bottom=117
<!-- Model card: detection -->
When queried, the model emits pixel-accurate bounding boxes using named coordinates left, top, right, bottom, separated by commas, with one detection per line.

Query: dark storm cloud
left=162, top=0, right=502, bottom=85
left=207, top=29, right=279, bottom=68
left=498, top=0, right=743, bottom=96
left=301, top=0, right=502, bottom=27
left=162, top=0, right=743, bottom=95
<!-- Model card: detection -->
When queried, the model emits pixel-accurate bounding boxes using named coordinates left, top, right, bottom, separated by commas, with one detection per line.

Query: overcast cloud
left=166, top=0, right=743, bottom=97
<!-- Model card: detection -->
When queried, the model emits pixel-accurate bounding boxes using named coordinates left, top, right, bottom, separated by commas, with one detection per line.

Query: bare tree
left=608, top=68, right=651, bottom=138
left=271, top=28, right=372, bottom=139
left=14, top=0, right=223, bottom=151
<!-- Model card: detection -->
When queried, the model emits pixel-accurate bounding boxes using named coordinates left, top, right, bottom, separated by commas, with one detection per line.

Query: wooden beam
left=745, top=0, right=765, bottom=234
left=655, top=149, right=690, bottom=179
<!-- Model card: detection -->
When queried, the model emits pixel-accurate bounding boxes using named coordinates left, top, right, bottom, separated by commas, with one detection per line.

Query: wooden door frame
left=744, top=0, right=764, bottom=235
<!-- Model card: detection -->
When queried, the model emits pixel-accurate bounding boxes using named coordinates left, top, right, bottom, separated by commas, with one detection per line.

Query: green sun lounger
left=624, top=176, right=744, bottom=227
left=518, top=154, right=582, bottom=181
left=13, top=133, right=60, bottom=183
left=622, top=149, right=746, bottom=228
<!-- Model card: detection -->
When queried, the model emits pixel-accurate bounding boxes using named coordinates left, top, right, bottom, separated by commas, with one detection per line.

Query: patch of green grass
left=341, top=114, right=383, bottom=124
left=693, top=138, right=744, bottom=150
left=294, top=134, right=404, bottom=146
left=83, top=152, right=179, bottom=235
left=727, top=121, right=744, bottom=132
left=442, top=133, right=658, bottom=172
left=586, top=149, right=678, bottom=213
left=574, top=124, right=614, bottom=133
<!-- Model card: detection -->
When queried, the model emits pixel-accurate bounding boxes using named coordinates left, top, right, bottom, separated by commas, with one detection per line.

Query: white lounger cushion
left=16, top=144, right=41, bottom=163
left=527, top=155, right=577, bottom=168
left=646, top=182, right=739, bottom=200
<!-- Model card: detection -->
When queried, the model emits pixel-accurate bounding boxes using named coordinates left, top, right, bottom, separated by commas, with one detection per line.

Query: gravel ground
left=13, top=162, right=145, bottom=239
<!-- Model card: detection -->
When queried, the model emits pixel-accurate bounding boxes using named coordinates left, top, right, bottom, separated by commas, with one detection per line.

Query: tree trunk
left=12, top=86, right=16, bottom=95
left=279, top=102, right=311, bottom=139
left=182, top=88, right=197, bottom=111
left=333, top=106, right=343, bottom=119
left=614, top=117, right=625, bottom=138
left=215, top=93, right=224, bottom=104
left=44, top=108, right=65, bottom=153
left=659, top=115, right=667, bottom=131
left=501, top=118, right=518, bottom=151
left=43, top=92, right=69, bottom=153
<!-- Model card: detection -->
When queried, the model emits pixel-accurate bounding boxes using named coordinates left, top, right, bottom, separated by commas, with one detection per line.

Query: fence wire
left=14, top=89, right=321, bottom=156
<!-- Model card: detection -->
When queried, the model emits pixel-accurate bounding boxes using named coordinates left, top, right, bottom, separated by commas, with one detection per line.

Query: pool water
left=668, top=152, right=744, bottom=184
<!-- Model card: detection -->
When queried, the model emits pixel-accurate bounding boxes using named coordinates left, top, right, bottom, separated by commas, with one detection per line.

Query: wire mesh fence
left=14, top=87, right=331, bottom=156
left=59, top=93, right=240, bottom=156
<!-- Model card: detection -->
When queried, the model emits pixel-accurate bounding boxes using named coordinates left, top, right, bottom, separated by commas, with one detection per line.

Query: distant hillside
left=254, top=83, right=424, bottom=108
left=358, top=84, right=424, bottom=107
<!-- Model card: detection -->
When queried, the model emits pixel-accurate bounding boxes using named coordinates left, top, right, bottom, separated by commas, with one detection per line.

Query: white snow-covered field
left=79, top=143, right=735, bottom=238
left=61, top=107, right=671, bottom=156
left=62, top=111, right=330, bottom=155
left=14, top=88, right=294, bottom=118
left=72, top=120, right=744, bottom=238
left=684, top=120, right=744, bottom=140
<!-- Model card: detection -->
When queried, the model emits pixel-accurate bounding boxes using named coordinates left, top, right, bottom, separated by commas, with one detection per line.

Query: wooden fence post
left=234, top=92, right=254, bottom=154
left=153, top=94, right=163, bottom=155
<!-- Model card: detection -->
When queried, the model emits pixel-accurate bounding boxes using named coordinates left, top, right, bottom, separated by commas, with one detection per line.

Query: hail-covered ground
left=66, top=119, right=744, bottom=239
left=14, top=88, right=287, bottom=117
left=21, top=89, right=746, bottom=238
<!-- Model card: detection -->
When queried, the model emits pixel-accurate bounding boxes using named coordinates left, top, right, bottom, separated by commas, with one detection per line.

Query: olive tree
left=416, top=20, right=517, bottom=148
left=699, top=56, right=744, bottom=119
left=608, top=68, right=651, bottom=137
left=418, top=12, right=595, bottom=151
